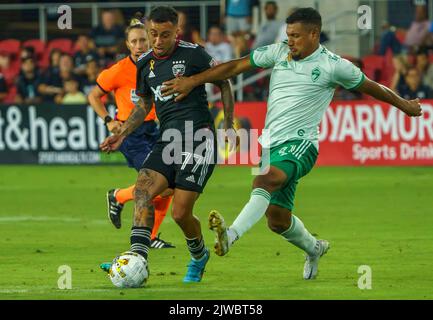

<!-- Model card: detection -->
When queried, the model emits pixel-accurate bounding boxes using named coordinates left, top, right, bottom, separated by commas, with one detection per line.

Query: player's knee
left=266, top=210, right=292, bottom=234
left=253, top=172, right=285, bottom=193
left=267, top=219, right=287, bottom=234
left=171, top=205, right=190, bottom=224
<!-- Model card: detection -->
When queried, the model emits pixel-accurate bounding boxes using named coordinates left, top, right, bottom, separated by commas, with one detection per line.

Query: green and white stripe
left=292, top=140, right=312, bottom=159
left=251, top=188, right=271, bottom=201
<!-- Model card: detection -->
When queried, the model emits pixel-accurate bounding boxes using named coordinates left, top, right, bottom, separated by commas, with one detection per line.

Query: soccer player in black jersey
left=100, top=6, right=235, bottom=283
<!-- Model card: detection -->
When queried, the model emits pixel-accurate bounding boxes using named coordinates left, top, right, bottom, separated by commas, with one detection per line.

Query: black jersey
left=136, top=40, right=216, bottom=132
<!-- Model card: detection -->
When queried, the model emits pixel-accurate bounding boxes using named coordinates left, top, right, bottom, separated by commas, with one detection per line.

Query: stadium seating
left=0, top=39, right=20, bottom=58
left=47, top=38, right=73, bottom=54
left=40, top=38, right=74, bottom=69
left=22, top=39, right=46, bottom=61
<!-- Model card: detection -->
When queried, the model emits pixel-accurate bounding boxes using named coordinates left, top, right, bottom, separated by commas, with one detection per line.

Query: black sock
left=186, top=236, right=206, bottom=260
left=130, top=226, right=152, bottom=260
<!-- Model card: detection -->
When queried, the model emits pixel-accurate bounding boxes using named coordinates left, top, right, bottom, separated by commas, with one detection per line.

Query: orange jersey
left=96, top=56, right=156, bottom=122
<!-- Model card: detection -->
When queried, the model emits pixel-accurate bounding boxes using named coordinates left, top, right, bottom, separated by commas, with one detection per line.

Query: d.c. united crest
left=172, top=60, right=186, bottom=77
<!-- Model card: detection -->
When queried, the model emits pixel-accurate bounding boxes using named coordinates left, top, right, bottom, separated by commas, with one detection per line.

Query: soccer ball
left=109, top=251, right=149, bottom=288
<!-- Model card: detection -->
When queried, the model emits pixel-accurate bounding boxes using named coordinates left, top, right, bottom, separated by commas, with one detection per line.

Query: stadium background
left=0, top=0, right=432, bottom=300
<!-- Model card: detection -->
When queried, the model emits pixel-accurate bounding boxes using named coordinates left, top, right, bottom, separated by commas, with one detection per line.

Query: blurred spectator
left=39, top=53, right=78, bottom=102
left=20, top=46, right=36, bottom=61
left=0, top=51, right=11, bottom=70
left=205, top=26, right=233, bottom=63
left=177, top=11, right=205, bottom=46
left=74, top=35, right=99, bottom=76
left=397, top=66, right=431, bottom=99
left=0, top=72, right=7, bottom=102
left=378, top=22, right=402, bottom=56
left=252, top=1, right=283, bottom=49
left=414, top=47, right=433, bottom=89
left=90, top=10, right=124, bottom=62
left=47, top=48, right=62, bottom=75
left=0, top=51, right=13, bottom=84
left=390, top=55, right=410, bottom=92
left=404, top=3, right=431, bottom=52
left=15, top=57, right=42, bottom=104
left=224, top=0, right=259, bottom=36
left=81, top=59, right=100, bottom=97
left=61, top=79, right=87, bottom=105
left=232, top=33, right=250, bottom=58
left=276, top=7, right=298, bottom=42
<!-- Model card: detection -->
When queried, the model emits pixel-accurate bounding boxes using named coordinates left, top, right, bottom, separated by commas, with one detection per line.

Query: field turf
left=1, top=165, right=432, bottom=300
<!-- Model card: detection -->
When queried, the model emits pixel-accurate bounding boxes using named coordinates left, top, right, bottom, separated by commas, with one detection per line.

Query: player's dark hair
left=286, top=7, right=322, bottom=32
left=125, top=12, right=146, bottom=39
left=148, top=6, right=178, bottom=25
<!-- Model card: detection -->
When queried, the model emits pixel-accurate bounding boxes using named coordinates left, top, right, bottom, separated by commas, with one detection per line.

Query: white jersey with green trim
left=250, top=42, right=365, bottom=150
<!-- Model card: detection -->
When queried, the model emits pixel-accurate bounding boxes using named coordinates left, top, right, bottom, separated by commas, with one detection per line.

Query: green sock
left=280, top=215, right=319, bottom=256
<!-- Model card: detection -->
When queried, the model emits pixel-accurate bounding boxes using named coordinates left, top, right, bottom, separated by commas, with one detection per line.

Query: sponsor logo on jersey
left=149, top=70, right=156, bottom=78
left=151, top=85, right=174, bottom=102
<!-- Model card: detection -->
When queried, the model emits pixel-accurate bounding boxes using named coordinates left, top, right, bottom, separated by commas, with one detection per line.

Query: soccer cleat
left=303, top=239, right=330, bottom=280
left=208, top=210, right=229, bottom=256
left=183, top=249, right=210, bottom=283
left=100, top=262, right=112, bottom=273
left=106, top=189, right=124, bottom=229
left=151, top=233, right=176, bottom=249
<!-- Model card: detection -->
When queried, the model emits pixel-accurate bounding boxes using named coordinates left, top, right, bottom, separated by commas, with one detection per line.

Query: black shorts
left=141, top=126, right=217, bottom=193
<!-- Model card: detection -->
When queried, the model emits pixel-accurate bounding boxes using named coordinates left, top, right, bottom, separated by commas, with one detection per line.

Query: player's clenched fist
left=100, top=135, right=125, bottom=153
left=401, top=98, right=423, bottom=117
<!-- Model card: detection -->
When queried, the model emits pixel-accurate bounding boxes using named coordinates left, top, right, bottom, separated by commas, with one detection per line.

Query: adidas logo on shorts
left=186, top=175, right=196, bottom=183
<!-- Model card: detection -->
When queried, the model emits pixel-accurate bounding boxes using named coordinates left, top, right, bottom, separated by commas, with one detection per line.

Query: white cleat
left=303, top=239, right=330, bottom=280
left=208, top=210, right=229, bottom=256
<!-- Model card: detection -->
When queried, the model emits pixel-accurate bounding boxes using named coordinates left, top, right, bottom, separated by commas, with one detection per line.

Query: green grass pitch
left=1, top=165, right=433, bottom=300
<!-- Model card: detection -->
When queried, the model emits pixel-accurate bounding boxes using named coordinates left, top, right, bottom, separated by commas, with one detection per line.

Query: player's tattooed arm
left=118, top=95, right=153, bottom=138
left=357, top=77, right=423, bottom=117
left=100, top=94, right=152, bottom=153
left=213, top=79, right=235, bottom=129
left=214, top=79, right=238, bottom=151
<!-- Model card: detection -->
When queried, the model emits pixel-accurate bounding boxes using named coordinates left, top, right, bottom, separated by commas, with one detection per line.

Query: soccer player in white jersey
left=160, top=8, right=423, bottom=280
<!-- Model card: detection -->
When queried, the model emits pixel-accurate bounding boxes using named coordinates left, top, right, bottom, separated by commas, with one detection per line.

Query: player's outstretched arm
left=357, top=77, right=423, bottom=117
left=100, top=95, right=152, bottom=153
left=88, top=86, right=122, bottom=134
left=162, top=55, right=254, bottom=101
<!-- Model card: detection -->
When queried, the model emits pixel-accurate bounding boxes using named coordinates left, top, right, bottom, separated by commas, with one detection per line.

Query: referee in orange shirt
left=89, top=14, right=174, bottom=249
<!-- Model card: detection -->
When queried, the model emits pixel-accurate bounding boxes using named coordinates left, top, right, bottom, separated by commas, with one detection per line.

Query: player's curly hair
left=125, top=12, right=146, bottom=39
left=286, top=7, right=322, bottom=32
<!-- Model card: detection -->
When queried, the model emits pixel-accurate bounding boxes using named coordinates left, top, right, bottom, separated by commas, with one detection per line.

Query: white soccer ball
left=109, top=251, right=149, bottom=288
